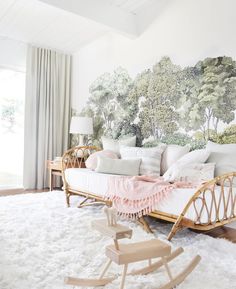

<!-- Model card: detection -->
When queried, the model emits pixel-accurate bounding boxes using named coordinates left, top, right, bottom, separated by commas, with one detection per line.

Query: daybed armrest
left=61, top=145, right=101, bottom=207
left=62, top=145, right=100, bottom=171
left=167, top=172, right=236, bottom=241
left=182, top=172, right=236, bottom=227
left=61, top=145, right=100, bottom=187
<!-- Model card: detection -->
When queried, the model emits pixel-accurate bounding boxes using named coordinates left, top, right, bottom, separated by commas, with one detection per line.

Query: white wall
left=72, top=0, right=236, bottom=112
left=0, top=38, right=27, bottom=72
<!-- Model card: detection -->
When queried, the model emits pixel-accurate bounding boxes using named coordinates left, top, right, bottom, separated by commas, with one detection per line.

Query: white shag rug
left=0, top=191, right=236, bottom=289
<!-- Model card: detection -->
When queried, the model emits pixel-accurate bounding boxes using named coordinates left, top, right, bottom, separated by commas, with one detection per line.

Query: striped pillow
left=120, top=145, right=166, bottom=176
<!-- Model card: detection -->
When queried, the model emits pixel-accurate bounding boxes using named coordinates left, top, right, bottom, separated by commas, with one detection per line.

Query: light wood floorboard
left=0, top=188, right=50, bottom=196
left=202, top=224, right=236, bottom=243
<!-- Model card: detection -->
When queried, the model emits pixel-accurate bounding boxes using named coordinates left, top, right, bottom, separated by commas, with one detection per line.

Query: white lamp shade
left=70, top=116, right=93, bottom=135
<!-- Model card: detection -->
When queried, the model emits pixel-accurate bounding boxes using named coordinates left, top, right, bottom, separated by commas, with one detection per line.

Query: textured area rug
left=0, top=191, right=236, bottom=289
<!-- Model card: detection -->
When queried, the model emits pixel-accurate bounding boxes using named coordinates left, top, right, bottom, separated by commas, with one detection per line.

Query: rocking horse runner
left=65, top=207, right=201, bottom=289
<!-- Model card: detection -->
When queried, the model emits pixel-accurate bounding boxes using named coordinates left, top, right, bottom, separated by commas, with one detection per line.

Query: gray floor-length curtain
left=23, top=45, right=72, bottom=189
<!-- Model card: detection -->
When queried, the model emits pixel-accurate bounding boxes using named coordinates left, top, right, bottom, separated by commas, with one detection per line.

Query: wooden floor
left=201, top=224, right=236, bottom=243
left=1, top=190, right=236, bottom=243
left=0, top=188, right=49, bottom=196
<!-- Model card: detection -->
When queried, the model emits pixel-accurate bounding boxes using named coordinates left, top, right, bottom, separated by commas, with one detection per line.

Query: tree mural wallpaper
left=79, top=56, right=236, bottom=149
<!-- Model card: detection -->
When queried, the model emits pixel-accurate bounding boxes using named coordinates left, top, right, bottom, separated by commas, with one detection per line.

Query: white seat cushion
left=64, top=168, right=236, bottom=223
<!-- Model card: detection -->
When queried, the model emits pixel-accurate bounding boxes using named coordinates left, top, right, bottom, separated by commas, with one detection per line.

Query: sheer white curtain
left=23, top=45, right=71, bottom=189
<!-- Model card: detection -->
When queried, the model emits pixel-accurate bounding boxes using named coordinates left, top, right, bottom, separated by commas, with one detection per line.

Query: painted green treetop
left=81, top=56, right=236, bottom=148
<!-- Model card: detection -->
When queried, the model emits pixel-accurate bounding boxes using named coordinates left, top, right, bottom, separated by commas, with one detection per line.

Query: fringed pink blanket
left=105, top=175, right=198, bottom=219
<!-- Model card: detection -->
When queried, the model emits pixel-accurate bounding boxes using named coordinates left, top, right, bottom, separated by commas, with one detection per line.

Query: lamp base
left=77, top=134, right=85, bottom=147
left=76, top=135, right=89, bottom=158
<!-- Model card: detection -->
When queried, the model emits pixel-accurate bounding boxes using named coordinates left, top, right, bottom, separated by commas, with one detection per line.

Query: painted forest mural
left=79, top=56, right=236, bottom=149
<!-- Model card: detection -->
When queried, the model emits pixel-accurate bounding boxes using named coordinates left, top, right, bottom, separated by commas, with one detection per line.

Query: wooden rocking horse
left=65, top=207, right=201, bottom=289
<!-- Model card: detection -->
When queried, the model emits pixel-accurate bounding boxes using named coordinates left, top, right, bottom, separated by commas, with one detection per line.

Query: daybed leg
left=105, top=200, right=112, bottom=207
left=138, top=216, right=153, bottom=234
left=78, top=197, right=89, bottom=208
left=167, top=222, right=183, bottom=241
left=65, top=191, right=71, bottom=207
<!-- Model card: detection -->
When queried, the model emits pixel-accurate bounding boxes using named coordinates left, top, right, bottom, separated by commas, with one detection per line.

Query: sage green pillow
left=95, top=156, right=141, bottom=176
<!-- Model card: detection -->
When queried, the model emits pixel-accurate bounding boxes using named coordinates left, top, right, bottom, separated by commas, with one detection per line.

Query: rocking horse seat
left=65, top=208, right=200, bottom=289
left=106, top=239, right=171, bottom=265
left=91, top=219, right=133, bottom=239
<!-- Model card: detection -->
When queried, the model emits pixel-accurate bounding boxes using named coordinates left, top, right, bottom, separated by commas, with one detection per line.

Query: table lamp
left=70, top=116, right=93, bottom=146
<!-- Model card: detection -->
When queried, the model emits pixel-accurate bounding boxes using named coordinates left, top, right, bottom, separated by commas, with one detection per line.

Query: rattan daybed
left=61, top=146, right=236, bottom=241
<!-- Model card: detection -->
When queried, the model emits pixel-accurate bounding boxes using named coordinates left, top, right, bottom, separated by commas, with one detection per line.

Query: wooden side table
left=47, top=160, right=63, bottom=191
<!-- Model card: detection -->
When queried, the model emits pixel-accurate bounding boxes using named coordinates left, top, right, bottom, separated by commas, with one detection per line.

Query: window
left=0, top=68, right=25, bottom=189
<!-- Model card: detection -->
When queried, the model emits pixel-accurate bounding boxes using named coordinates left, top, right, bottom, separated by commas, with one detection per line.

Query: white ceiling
left=108, top=0, right=153, bottom=14
left=0, top=0, right=109, bottom=53
left=0, top=0, right=171, bottom=53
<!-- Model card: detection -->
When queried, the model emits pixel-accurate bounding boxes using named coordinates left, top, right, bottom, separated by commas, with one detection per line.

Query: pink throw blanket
left=105, top=175, right=198, bottom=219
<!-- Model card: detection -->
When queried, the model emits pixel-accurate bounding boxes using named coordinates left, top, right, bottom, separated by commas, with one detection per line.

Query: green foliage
left=1, top=98, right=18, bottom=131
left=161, top=133, right=192, bottom=146
left=127, top=69, right=151, bottom=122
left=210, top=124, right=236, bottom=144
left=142, top=140, right=162, bottom=148
left=161, top=133, right=205, bottom=150
left=81, top=56, right=236, bottom=147
left=223, top=124, right=236, bottom=135
left=139, top=104, right=178, bottom=139
left=193, top=131, right=204, bottom=140
left=186, top=57, right=236, bottom=139
left=112, top=119, right=143, bottom=147
left=81, top=67, right=133, bottom=139
left=138, top=57, right=182, bottom=140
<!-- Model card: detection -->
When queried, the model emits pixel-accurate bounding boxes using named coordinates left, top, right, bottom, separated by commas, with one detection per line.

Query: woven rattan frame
left=62, top=146, right=236, bottom=241
left=61, top=146, right=111, bottom=207
left=150, top=172, right=236, bottom=240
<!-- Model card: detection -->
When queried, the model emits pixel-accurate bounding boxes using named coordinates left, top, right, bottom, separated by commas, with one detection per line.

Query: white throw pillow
left=163, top=149, right=210, bottom=181
left=95, top=156, right=141, bottom=176
left=173, top=149, right=210, bottom=165
left=206, top=141, right=236, bottom=153
left=85, top=150, right=119, bottom=170
left=102, top=136, right=136, bottom=155
left=206, top=141, right=236, bottom=185
left=207, top=152, right=236, bottom=177
left=120, top=145, right=166, bottom=176
left=163, top=163, right=215, bottom=183
left=161, top=144, right=190, bottom=175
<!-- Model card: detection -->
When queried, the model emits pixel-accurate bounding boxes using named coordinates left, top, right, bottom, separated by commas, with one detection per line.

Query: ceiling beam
left=39, top=0, right=138, bottom=37
left=135, top=0, right=173, bottom=35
